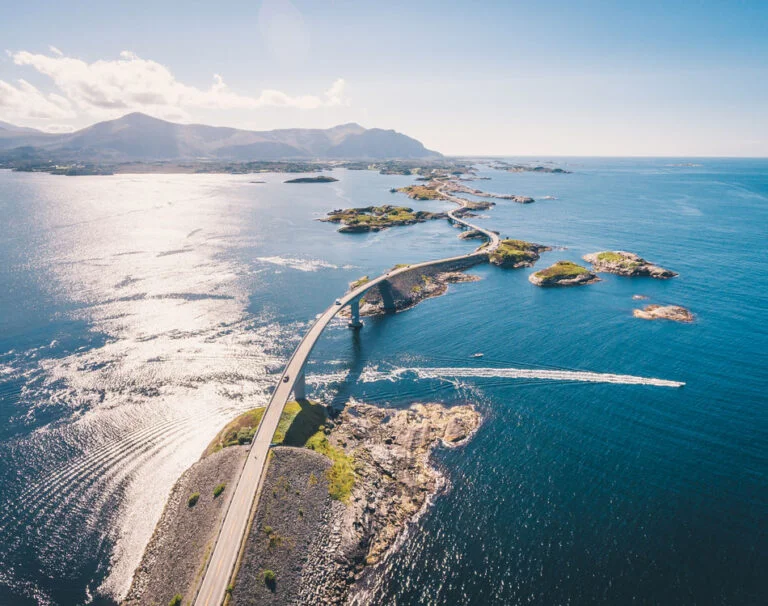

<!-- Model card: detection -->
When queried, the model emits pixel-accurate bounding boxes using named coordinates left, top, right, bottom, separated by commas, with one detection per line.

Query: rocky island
left=284, top=175, right=339, bottom=183
left=583, top=251, right=677, bottom=278
left=442, top=181, right=535, bottom=203
left=346, top=264, right=480, bottom=317
left=633, top=304, right=694, bottom=323
left=489, top=239, right=551, bottom=268
left=529, top=261, right=599, bottom=287
left=321, top=205, right=446, bottom=233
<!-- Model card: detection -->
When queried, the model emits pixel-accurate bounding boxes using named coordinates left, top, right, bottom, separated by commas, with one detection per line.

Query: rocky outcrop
left=489, top=239, right=551, bottom=268
left=297, top=401, right=481, bottom=605
left=347, top=267, right=481, bottom=317
left=322, top=205, right=446, bottom=233
left=442, top=181, right=534, bottom=203
left=458, top=229, right=487, bottom=240
left=529, top=261, right=599, bottom=286
left=633, top=304, right=694, bottom=323
left=583, top=251, right=677, bottom=278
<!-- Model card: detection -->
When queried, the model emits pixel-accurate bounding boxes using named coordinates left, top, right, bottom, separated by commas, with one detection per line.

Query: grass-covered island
left=583, top=251, right=678, bottom=278
left=321, top=205, right=446, bottom=232
left=489, top=239, right=551, bottom=268
left=284, top=175, right=339, bottom=183
left=395, top=184, right=445, bottom=200
left=529, top=260, right=599, bottom=286
left=634, top=304, right=694, bottom=323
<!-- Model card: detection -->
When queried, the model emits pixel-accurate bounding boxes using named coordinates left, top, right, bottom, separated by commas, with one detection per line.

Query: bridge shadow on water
left=326, top=312, right=397, bottom=413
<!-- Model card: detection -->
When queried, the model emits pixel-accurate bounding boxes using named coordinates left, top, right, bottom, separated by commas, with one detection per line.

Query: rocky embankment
left=296, top=401, right=481, bottom=604
left=322, top=205, right=445, bottom=233
left=347, top=266, right=480, bottom=317
left=529, top=261, right=599, bottom=287
left=583, top=251, right=677, bottom=278
left=123, top=446, right=249, bottom=606
left=633, top=304, right=694, bottom=323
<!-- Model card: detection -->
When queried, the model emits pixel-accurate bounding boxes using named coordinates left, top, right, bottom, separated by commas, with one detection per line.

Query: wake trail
left=412, top=367, right=684, bottom=387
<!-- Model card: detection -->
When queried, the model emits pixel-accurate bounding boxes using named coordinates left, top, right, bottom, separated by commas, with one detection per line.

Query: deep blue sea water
left=0, top=160, right=765, bottom=605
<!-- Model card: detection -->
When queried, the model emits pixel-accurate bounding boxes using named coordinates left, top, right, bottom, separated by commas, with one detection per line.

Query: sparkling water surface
left=0, top=160, right=765, bottom=605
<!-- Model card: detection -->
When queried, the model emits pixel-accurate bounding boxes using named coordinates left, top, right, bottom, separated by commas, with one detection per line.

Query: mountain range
left=0, top=113, right=440, bottom=162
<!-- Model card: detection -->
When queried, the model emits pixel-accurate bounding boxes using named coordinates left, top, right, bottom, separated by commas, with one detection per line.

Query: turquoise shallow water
left=0, top=160, right=765, bottom=604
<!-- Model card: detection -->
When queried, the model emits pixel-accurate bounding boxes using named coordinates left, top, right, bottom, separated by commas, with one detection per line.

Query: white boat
left=471, top=352, right=484, bottom=358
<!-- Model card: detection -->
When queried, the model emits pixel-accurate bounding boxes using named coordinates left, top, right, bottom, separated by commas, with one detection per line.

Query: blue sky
left=2, top=0, right=767, bottom=156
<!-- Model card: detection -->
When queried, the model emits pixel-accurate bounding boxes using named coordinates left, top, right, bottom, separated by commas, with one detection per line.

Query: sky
left=1, top=0, right=767, bottom=156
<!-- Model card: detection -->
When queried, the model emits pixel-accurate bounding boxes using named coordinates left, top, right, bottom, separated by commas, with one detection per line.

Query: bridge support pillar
left=294, top=370, right=306, bottom=400
left=348, top=298, right=363, bottom=329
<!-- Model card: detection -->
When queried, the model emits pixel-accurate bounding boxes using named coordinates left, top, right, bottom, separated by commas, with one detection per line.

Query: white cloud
left=0, top=78, right=75, bottom=120
left=49, top=46, right=63, bottom=57
left=2, top=49, right=348, bottom=124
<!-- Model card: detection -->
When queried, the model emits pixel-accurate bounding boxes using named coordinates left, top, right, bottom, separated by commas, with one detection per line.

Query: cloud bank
left=0, top=49, right=347, bottom=126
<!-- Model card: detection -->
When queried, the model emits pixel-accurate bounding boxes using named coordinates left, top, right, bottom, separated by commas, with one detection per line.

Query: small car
left=282, top=375, right=290, bottom=383
left=335, top=299, right=342, bottom=305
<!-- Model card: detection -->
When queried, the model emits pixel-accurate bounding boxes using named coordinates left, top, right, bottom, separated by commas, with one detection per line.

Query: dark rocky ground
left=230, top=447, right=332, bottom=605
left=123, top=446, right=248, bottom=606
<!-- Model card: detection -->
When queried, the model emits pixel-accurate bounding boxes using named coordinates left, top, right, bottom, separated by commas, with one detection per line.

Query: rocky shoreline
left=529, top=261, right=600, bottom=287
left=346, top=267, right=480, bottom=318
left=633, top=304, right=694, bottom=323
left=295, top=401, right=481, bottom=605
left=583, top=250, right=677, bottom=278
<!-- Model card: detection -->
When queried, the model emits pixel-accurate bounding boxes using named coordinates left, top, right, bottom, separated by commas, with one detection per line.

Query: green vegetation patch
left=490, top=239, right=548, bottom=267
left=305, top=431, right=356, bottom=502
left=205, top=407, right=266, bottom=455
left=396, top=185, right=444, bottom=200
left=169, top=594, right=183, bottom=606
left=350, top=275, right=370, bottom=290
left=273, top=400, right=327, bottom=446
left=535, top=261, right=591, bottom=279
left=213, top=483, right=226, bottom=498
left=262, top=569, right=277, bottom=589
left=188, top=493, right=200, bottom=508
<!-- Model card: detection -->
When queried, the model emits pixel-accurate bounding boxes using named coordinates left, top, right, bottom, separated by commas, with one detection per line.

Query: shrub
left=213, top=483, right=225, bottom=498
left=226, top=583, right=234, bottom=594
left=169, top=595, right=183, bottom=606
left=262, top=569, right=277, bottom=589
left=263, top=525, right=273, bottom=535
left=187, top=493, right=200, bottom=507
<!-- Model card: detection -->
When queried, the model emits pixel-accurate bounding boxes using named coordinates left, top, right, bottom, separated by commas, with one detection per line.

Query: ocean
left=0, top=159, right=765, bottom=605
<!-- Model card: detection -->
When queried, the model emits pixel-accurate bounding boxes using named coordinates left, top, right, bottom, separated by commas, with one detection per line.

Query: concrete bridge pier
left=348, top=298, right=363, bottom=329
left=378, top=280, right=397, bottom=313
left=293, top=370, right=306, bottom=400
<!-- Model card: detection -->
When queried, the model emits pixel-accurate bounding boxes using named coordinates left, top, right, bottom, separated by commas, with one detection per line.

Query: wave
left=256, top=256, right=340, bottom=272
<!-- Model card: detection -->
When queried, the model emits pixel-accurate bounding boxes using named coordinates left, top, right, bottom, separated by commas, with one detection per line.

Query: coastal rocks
left=529, top=261, right=599, bottom=286
left=458, top=229, right=487, bottom=240
left=633, top=304, right=694, bottom=323
left=322, top=205, right=446, bottom=233
left=348, top=267, right=480, bottom=317
left=583, top=251, right=677, bottom=278
left=284, top=175, right=339, bottom=183
left=298, top=401, right=481, bottom=605
left=489, top=239, right=551, bottom=268
left=442, top=181, right=535, bottom=203
left=123, top=446, right=249, bottom=606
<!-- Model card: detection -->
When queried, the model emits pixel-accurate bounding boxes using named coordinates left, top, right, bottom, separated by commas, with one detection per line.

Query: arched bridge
left=194, top=185, right=500, bottom=605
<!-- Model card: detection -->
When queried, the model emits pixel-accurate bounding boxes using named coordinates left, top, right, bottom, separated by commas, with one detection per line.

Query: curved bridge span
left=194, top=186, right=499, bottom=605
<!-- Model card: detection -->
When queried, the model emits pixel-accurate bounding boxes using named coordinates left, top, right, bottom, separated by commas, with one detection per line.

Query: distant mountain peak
left=0, top=113, right=441, bottom=161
